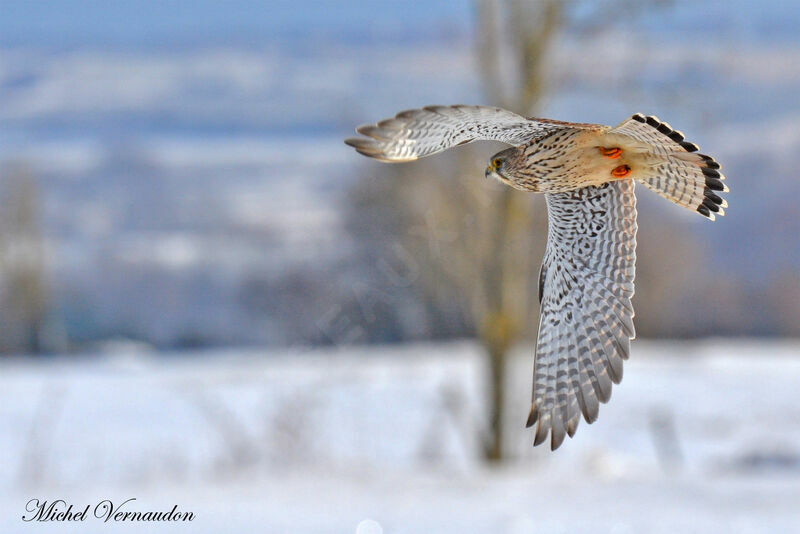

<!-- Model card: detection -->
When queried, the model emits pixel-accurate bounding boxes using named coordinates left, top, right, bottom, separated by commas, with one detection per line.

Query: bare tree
left=471, top=0, right=565, bottom=461
left=0, top=163, right=48, bottom=354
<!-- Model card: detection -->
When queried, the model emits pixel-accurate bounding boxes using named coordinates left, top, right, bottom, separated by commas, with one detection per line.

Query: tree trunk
left=474, top=0, right=562, bottom=463
left=481, top=187, right=525, bottom=461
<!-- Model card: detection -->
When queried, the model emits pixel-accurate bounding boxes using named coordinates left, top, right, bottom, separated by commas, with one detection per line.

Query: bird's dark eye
left=493, top=158, right=502, bottom=168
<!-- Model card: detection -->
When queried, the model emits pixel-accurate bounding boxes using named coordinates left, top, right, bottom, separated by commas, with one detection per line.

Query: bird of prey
left=345, top=105, right=727, bottom=450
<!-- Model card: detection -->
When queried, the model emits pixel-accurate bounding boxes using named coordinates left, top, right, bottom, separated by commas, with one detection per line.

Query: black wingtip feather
left=533, top=427, right=547, bottom=446
left=704, top=189, right=723, bottom=205
left=668, top=130, right=685, bottom=142
left=526, top=405, right=538, bottom=428
left=702, top=197, right=720, bottom=213
left=697, top=204, right=711, bottom=217
left=706, top=177, right=725, bottom=191
left=680, top=141, right=699, bottom=152
left=698, top=154, right=721, bottom=169
left=636, top=114, right=709, bottom=155
left=657, top=123, right=672, bottom=134
left=344, top=137, right=375, bottom=150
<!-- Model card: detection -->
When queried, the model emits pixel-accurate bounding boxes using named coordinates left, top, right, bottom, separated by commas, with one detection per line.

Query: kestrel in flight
left=345, top=105, right=727, bottom=450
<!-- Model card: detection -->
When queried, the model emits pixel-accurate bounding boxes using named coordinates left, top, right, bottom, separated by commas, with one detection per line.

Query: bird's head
left=485, top=147, right=526, bottom=189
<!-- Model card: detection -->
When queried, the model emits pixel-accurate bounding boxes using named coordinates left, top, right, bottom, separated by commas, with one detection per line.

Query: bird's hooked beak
left=485, top=159, right=499, bottom=179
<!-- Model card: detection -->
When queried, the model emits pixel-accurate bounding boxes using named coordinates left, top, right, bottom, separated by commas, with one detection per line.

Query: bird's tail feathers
left=611, top=114, right=728, bottom=221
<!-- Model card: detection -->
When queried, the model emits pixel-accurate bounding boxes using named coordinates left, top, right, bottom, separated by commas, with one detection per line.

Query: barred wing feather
left=345, top=104, right=599, bottom=162
left=528, top=179, right=637, bottom=450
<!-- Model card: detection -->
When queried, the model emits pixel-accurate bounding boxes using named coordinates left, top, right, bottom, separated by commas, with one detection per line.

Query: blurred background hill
left=1, top=0, right=798, bottom=354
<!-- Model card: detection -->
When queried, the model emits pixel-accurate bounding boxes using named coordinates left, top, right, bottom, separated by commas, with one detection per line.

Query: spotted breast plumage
left=345, top=105, right=728, bottom=450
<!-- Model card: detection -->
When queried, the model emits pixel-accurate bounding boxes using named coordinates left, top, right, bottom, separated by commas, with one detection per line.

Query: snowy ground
left=1, top=340, right=799, bottom=533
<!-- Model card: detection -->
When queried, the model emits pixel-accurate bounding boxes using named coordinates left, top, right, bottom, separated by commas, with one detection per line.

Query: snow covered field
left=1, top=340, right=799, bottom=533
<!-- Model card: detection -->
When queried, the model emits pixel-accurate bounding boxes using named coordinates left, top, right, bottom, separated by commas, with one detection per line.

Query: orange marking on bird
left=599, top=147, right=622, bottom=159
left=611, top=164, right=631, bottom=178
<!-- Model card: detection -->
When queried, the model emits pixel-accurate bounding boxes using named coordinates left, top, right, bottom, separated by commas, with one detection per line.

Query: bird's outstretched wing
left=528, top=179, right=638, bottom=450
left=345, top=105, right=600, bottom=162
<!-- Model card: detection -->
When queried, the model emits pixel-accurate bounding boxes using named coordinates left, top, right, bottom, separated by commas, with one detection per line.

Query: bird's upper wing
left=528, top=179, right=638, bottom=450
left=345, top=105, right=601, bottom=162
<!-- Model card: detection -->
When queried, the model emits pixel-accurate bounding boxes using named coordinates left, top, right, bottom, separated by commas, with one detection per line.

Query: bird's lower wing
left=345, top=104, right=600, bottom=162
left=528, top=180, right=638, bottom=450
